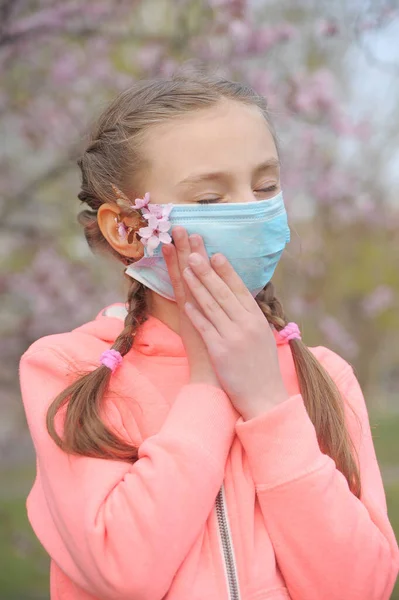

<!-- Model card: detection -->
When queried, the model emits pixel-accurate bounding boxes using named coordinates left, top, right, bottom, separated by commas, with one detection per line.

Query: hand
left=179, top=234, right=289, bottom=420
left=162, top=228, right=220, bottom=389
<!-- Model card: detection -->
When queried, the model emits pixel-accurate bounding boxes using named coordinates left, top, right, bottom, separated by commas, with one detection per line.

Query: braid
left=46, top=278, right=148, bottom=462
left=110, top=279, right=148, bottom=358
left=257, top=281, right=361, bottom=498
left=255, top=281, right=287, bottom=331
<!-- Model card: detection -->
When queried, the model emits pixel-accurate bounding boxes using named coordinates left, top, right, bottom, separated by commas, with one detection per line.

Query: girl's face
left=139, top=98, right=280, bottom=205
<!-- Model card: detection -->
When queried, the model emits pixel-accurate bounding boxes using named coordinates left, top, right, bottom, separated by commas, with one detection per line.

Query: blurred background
left=1, top=0, right=399, bottom=597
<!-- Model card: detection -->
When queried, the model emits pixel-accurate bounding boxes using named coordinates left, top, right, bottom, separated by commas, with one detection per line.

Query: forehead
left=141, top=99, right=277, bottom=181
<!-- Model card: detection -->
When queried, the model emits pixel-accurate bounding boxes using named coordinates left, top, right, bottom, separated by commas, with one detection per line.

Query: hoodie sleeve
left=19, top=345, right=239, bottom=600
left=235, top=348, right=399, bottom=600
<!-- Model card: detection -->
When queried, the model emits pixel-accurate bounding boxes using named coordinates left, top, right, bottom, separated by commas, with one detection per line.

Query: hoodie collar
left=72, top=302, right=288, bottom=358
left=73, top=303, right=185, bottom=357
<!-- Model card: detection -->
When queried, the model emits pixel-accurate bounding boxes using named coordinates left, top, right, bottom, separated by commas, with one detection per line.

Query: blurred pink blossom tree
left=1, top=0, right=399, bottom=412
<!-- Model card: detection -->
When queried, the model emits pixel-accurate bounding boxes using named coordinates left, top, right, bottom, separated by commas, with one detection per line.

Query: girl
left=19, top=70, right=399, bottom=600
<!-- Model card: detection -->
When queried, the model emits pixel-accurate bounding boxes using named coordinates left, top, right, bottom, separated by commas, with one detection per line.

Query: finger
left=188, top=233, right=210, bottom=264
left=172, top=226, right=191, bottom=272
left=171, top=226, right=198, bottom=306
left=186, top=253, right=244, bottom=321
left=210, top=253, right=257, bottom=313
left=184, top=301, right=220, bottom=348
left=161, top=244, right=186, bottom=307
left=183, top=266, right=233, bottom=335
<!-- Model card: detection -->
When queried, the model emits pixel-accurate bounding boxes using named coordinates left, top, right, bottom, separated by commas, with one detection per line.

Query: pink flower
left=250, top=26, right=279, bottom=53
left=143, top=202, right=173, bottom=220
left=133, top=192, right=150, bottom=210
left=319, top=315, right=358, bottom=358
left=139, top=214, right=172, bottom=255
left=317, top=19, right=339, bottom=37
left=276, top=23, right=296, bottom=42
left=361, top=285, right=394, bottom=318
left=229, top=19, right=252, bottom=54
left=137, top=201, right=173, bottom=256
left=116, top=190, right=173, bottom=255
left=117, top=222, right=128, bottom=239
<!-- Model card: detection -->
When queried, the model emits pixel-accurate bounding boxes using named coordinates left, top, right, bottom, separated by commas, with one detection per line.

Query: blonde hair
left=47, top=69, right=361, bottom=498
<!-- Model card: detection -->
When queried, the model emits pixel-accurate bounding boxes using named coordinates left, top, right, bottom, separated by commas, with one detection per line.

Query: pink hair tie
left=100, top=349, right=123, bottom=373
left=278, top=322, right=302, bottom=342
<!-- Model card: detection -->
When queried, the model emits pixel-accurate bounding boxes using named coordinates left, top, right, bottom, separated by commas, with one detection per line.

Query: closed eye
left=197, top=184, right=278, bottom=204
left=197, top=198, right=221, bottom=204
left=256, top=185, right=278, bottom=193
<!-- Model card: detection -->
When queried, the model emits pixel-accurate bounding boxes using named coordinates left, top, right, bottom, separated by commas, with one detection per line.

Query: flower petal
left=138, top=226, right=154, bottom=238
left=117, top=224, right=127, bottom=239
left=147, top=204, right=163, bottom=218
left=146, top=235, right=161, bottom=253
left=134, top=192, right=151, bottom=209
left=162, top=204, right=174, bottom=218
left=150, top=215, right=160, bottom=229
left=148, top=235, right=161, bottom=248
left=158, top=232, right=172, bottom=244
left=157, top=219, right=171, bottom=232
left=142, top=215, right=158, bottom=228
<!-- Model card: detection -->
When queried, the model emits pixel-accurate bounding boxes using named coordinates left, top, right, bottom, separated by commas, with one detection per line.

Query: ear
left=97, top=203, right=145, bottom=261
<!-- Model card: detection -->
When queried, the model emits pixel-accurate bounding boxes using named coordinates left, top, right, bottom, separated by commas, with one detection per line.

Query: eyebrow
left=177, top=158, right=280, bottom=187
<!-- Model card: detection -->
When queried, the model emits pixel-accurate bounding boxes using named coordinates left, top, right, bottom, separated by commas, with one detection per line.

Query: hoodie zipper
left=215, top=483, right=241, bottom=600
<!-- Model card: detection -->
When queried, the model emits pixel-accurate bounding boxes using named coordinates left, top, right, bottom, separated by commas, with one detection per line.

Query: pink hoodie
left=19, top=302, right=399, bottom=600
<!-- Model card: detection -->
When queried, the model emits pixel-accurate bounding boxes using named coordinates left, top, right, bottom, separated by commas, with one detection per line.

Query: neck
left=147, top=290, right=181, bottom=335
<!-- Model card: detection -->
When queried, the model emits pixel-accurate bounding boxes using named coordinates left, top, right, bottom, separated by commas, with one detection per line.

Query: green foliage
left=373, top=413, right=399, bottom=599
left=386, top=484, right=399, bottom=599
left=372, top=412, right=399, bottom=466
left=0, top=485, right=49, bottom=599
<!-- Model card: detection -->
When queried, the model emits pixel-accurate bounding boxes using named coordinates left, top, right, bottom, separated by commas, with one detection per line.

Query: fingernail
left=212, top=253, right=225, bottom=266
left=189, top=234, right=201, bottom=248
left=188, top=253, right=202, bottom=266
left=172, top=226, right=184, bottom=240
left=183, top=267, right=194, bottom=278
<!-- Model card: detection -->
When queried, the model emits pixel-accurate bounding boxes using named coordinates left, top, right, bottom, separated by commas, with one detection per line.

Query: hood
left=72, top=303, right=186, bottom=357
left=71, top=302, right=291, bottom=359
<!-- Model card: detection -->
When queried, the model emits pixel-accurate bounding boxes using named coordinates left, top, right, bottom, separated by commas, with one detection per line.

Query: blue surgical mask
left=125, top=191, right=290, bottom=302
